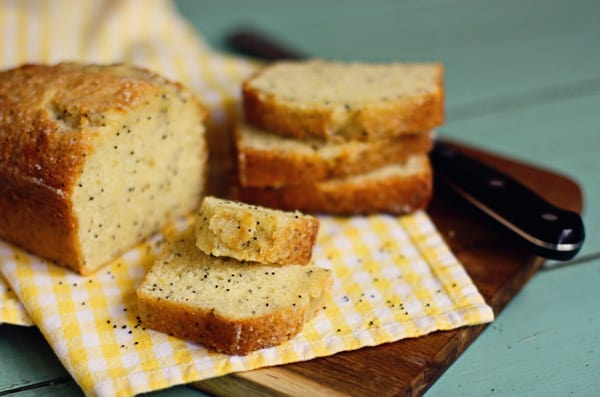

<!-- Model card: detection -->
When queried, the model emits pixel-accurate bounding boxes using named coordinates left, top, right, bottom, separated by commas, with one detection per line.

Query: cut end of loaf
left=70, top=66, right=207, bottom=274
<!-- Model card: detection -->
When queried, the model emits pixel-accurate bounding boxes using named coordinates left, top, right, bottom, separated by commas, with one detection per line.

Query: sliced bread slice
left=233, top=155, right=432, bottom=215
left=235, top=122, right=433, bottom=187
left=242, top=60, right=444, bottom=142
left=137, top=225, right=332, bottom=355
left=196, top=196, right=319, bottom=265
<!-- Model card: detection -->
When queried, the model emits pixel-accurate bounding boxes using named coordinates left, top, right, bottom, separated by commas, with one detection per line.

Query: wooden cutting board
left=192, top=141, right=584, bottom=397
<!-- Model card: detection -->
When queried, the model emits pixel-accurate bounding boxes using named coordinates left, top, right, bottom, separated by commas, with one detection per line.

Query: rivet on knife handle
left=431, top=141, right=585, bottom=260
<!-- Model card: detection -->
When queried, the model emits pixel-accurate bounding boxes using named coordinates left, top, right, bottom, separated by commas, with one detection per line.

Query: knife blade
left=225, top=27, right=585, bottom=260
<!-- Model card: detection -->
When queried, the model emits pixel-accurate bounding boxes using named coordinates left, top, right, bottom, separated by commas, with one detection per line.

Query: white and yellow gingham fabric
left=0, top=272, right=32, bottom=326
left=0, top=1, right=494, bottom=396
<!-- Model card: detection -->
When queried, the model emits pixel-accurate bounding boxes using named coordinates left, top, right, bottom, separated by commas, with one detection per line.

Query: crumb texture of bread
left=0, top=63, right=208, bottom=274
left=234, top=155, right=433, bottom=215
left=242, top=60, right=444, bottom=141
left=236, top=122, right=433, bottom=187
left=195, top=196, right=319, bottom=265
left=137, top=226, right=332, bottom=355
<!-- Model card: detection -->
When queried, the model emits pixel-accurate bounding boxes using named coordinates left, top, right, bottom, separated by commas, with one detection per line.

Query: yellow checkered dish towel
left=0, top=1, right=494, bottom=396
left=0, top=272, right=32, bottom=325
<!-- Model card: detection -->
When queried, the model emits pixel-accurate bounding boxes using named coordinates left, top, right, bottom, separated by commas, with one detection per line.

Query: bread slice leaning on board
left=0, top=63, right=208, bottom=274
left=242, top=59, right=444, bottom=142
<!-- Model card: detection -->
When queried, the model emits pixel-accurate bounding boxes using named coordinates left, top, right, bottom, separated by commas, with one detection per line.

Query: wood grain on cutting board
left=192, top=141, right=584, bottom=397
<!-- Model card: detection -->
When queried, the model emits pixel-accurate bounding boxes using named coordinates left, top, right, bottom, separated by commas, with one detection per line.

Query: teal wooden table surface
left=1, top=0, right=599, bottom=395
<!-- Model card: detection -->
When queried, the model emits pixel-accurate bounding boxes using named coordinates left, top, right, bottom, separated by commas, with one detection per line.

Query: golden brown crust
left=137, top=289, right=320, bottom=355
left=0, top=63, right=134, bottom=272
left=0, top=63, right=207, bottom=274
left=0, top=170, right=83, bottom=272
left=243, top=87, right=332, bottom=139
left=242, top=63, right=444, bottom=142
left=236, top=126, right=433, bottom=187
left=0, top=63, right=200, bottom=188
left=234, top=157, right=433, bottom=215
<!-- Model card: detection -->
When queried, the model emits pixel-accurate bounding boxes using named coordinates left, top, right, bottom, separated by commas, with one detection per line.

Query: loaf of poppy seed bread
left=242, top=60, right=444, bottom=142
left=195, top=196, right=319, bottom=265
left=235, top=121, right=433, bottom=187
left=0, top=63, right=208, bottom=275
left=137, top=225, right=332, bottom=355
left=234, top=154, right=432, bottom=215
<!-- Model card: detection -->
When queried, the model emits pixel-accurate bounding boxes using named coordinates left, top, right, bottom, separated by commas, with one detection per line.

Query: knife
left=225, top=28, right=585, bottom=261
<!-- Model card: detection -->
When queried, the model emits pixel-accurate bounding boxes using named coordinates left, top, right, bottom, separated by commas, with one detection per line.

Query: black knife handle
left=226, top=28, right=305, bottom=61
left=431, top=141, right=585, bottom=260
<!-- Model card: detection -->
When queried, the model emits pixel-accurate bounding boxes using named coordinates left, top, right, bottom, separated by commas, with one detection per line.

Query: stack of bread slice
left=137, top=196, right=332, bottom=355
left=233, top=60, right=444, bottom=214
